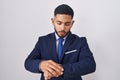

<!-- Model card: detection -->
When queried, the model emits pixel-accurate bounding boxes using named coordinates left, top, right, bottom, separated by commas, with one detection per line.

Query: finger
left=43, top=60, right=63, bottom=77
left=48, top=60, right=64, bottom=71
left=48, top=61, right=64, bottom=76
left=48, top=65, right=63, bottom=76
left=44, top=71, right=52, bottom=80
left=46, top=66, right=60, bottom=77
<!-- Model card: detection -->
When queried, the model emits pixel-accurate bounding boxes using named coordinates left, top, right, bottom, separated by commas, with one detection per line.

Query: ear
left=72, top=20, right=75, bottom=25
left=51, top=18, right=54, bottom=24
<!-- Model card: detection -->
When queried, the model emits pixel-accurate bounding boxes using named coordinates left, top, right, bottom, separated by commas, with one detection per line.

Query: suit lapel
left=49, top=33, right=59, bottom=62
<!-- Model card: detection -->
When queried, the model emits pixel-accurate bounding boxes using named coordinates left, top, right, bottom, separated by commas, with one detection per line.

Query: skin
left=39, top=14, right=74, bottom=80
left=51, top=14, right=74, bottom=38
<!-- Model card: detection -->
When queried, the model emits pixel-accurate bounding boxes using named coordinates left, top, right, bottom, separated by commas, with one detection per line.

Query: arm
left=24, top=37, right=64, bottom=79
left=24, top=38, right=42, bottom=73
left=62, top=38, right=96, bottom=77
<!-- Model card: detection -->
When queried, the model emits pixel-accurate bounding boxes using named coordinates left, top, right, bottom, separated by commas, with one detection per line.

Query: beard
left=54, top=28, right=69, bottom=38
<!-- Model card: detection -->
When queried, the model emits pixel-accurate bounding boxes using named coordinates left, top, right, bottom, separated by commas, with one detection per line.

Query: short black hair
left=54, top=4, right=74, bottom=19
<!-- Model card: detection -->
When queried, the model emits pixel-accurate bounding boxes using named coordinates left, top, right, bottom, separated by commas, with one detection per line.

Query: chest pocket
left=62, top=49, right=79, bottom=63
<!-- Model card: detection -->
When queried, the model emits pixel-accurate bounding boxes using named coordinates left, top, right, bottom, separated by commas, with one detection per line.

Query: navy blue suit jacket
left=25, top=32, right=96, bottom=80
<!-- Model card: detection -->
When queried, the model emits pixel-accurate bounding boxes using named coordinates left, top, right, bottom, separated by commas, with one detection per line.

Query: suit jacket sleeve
left=24, top=38, right=42, bottom=73
left=62, top=38, right=96, bottom=77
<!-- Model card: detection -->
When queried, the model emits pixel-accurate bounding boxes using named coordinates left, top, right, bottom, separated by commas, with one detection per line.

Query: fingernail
left=61, top=72, right=63, bottom=75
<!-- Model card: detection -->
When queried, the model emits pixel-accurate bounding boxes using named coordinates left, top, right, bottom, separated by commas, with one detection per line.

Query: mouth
left=59, top=31, right=66, bottom=34
left=58, top=31, right=66, bottom=37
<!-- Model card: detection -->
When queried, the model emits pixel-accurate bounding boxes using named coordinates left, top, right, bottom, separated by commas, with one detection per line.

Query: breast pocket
left=65, top=49, right=77, bottom=55
left=63, top=49, right=79, bottom=63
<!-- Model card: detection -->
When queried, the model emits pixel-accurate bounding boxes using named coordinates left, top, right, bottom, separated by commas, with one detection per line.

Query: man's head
left=54, top=4, right=74, bottom=19
left=51, top=4, right=74, bottom=38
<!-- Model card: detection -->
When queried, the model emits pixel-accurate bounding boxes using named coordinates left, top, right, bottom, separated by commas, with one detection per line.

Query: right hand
left=39, top=60, right=64, bottom=80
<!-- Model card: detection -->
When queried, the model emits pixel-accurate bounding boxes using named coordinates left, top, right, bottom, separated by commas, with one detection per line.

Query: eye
left=65, top=22, right=71, bottom=26
left=57, top=21, right=62, bottom=25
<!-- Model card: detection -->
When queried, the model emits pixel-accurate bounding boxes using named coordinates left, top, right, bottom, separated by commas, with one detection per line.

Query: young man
left=25, top=4, right=96, bottom=80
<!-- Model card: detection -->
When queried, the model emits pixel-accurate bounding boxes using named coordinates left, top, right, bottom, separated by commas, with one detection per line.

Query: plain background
left=0, top=0, right=120, bottom=80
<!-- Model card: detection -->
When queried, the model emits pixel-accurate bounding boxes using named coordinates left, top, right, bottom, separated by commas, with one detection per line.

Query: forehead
left=54, top=14, right=72, bottom=22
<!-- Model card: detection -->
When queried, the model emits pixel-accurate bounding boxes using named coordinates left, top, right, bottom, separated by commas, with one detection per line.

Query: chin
left=59, top=34, right=66, bottom=38
left=56, top=31, right=67, bottom=38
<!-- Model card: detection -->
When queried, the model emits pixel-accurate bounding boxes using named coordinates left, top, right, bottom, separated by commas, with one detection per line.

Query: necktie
left=58, top=38, right=64, bottom=62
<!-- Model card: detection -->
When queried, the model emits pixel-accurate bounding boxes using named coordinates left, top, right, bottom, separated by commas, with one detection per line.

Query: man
left=24, top=4, right=96, bottom=80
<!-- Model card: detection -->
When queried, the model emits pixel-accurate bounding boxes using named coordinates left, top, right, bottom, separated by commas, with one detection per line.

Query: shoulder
left=38, top=32, right=55, bottom=41
left=71, top=33, right=89, bottom=46
left=39, top=32, right=54, bottom=38
left=71, top=33, right=87, bottom=41
left=71, top=34, right=90, bottom=48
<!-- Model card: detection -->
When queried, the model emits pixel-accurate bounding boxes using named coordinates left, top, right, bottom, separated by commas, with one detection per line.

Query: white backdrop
left=0, top=0, right=120, bottom=80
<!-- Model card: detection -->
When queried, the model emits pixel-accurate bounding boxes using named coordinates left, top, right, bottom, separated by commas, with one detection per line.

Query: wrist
left=39, top=60, right=45, bottom=72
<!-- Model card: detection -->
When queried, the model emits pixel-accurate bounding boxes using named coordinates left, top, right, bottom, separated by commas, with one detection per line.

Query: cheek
left=66, top=26, right=72, bottom=31
left=54, top=24, right=60, bottom=31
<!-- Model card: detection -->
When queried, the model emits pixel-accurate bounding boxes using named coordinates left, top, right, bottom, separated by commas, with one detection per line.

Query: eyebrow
left=56, top=20, right=71, bottom=23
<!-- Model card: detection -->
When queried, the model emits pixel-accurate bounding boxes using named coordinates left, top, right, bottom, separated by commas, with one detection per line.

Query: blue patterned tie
left=58, top=38, right=64, bottom=62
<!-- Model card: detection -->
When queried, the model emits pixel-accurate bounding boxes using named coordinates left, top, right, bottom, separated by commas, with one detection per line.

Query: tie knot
left=58, top=38, right=64, bottom=42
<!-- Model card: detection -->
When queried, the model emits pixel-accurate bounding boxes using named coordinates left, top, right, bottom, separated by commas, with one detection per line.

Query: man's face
left=51, top=14, right=74, bottom=37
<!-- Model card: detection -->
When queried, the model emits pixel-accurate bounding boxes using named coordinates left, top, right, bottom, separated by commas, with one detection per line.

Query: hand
left=39, top=60, right=64, bottom=79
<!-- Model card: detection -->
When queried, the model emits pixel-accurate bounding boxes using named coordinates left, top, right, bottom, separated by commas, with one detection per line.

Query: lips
left=59, top=31, right=66, bottom=35
left=58, top=31, right=66, bottom=37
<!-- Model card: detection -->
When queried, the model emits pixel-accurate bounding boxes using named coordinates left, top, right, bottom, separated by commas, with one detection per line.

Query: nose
left=61, top=24, right=65, bottom=30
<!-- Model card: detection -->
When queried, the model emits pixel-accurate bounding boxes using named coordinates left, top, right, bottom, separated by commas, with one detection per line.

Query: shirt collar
left=55, top=32, right=67, bottom=40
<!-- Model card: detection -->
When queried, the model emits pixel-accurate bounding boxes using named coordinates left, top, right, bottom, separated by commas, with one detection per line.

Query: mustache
left=58, top=30, right=66, bottom=33
left=54, top=28, right=66, bottom=33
